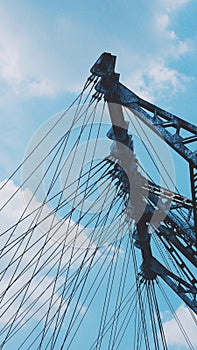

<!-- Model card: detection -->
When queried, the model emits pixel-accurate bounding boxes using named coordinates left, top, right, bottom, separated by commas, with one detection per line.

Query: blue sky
left=0, top=0, right=197, bottom=179
left=0, top=0, right=197, bottom=349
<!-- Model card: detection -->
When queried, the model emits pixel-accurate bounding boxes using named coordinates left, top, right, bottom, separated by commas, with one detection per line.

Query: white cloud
left=163, top=304, right=197, bottom=347
left=26, top=80, right=57, bottom=97
left=147, top=60, right=191, bottom=94
left=0, top=6, right=86, bottom=96
left=110, top=1, right=193, bottom=102
left=153, top=10, right=191, bottom=60
left=0, top=178, right=98, bottom=255
left=0, top=177, right=123, bottom=348
left=0, top=1, right=194, bottom=100
left=0, top=179, right=99, bottom=332
left=124, top=58, right=192, bottom=103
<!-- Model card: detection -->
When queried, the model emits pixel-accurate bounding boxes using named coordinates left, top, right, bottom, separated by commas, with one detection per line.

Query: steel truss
left=90, top=52, right=197, bottom=314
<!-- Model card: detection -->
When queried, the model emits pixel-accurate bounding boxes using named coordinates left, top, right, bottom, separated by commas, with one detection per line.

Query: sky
left=0, top=0, right=197, bottom=178
left=0, top=0, right=197, bottom=349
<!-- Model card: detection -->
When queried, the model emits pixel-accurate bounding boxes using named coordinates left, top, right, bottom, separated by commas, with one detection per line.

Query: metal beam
left=149, top=258, right=197, bottom=314
left=95, top=80, right=197, bottom=167
left=91, top=52, right=197, bottom=167
left=91, top=52, right=197, bottom=311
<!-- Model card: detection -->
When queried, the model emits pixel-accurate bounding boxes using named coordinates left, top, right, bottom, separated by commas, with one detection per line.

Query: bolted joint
left=95, top=74, right=120, bottom=99
left=140, top=261, right=157, bottom=280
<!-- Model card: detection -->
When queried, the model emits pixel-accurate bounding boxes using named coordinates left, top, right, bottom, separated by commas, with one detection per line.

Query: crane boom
left=90, top=52, right=197, bottom=313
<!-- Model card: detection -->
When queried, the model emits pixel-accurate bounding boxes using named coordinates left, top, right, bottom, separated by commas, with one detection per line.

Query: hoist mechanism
left=90, top=52, right=197, bottom=313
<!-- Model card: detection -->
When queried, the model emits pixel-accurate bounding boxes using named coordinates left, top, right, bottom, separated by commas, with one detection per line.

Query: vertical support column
left=107, top=102, right=155, bottom=278
left=189, top=164, right=197, bottom=244
left=107, top=102, right=128, bottom=130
